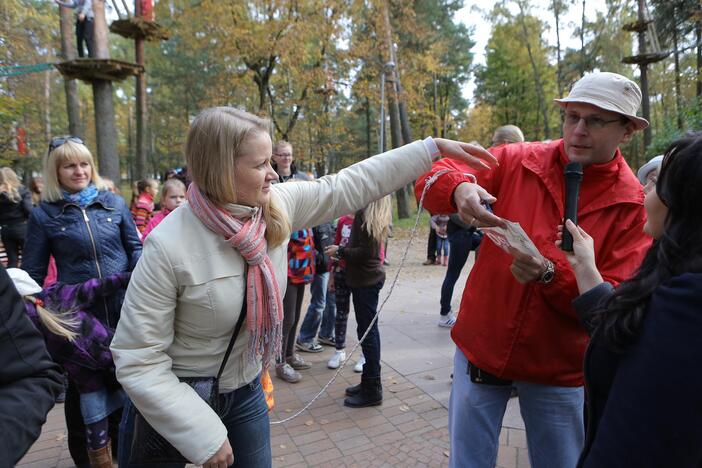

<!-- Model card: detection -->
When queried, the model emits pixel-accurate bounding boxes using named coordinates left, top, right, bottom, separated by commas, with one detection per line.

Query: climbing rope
left=0, top=63, right=56, bottom=78
left=270, top=169, right=452, bottom=425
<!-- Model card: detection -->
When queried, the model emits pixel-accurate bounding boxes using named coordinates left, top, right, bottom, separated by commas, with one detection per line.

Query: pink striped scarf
left=186, top=183, right=283, bottom=366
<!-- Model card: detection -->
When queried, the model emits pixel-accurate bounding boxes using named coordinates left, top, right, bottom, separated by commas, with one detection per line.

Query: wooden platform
left=109, top=18, right=169, bottom=41
left=54, top=58, right=144, bottom=82
left=622, top=20, right=651, bottom=33
left=622, top=51, right=671, bottom=66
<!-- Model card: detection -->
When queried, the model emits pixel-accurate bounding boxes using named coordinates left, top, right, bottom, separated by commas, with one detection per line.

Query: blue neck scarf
left=62, top=184, right=99, bottom=208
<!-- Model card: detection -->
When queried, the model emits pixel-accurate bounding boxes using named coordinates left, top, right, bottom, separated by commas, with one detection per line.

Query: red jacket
left=416, top=140, right=651, bottom=386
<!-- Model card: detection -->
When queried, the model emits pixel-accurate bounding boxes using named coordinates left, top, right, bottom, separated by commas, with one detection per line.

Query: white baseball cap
left=555, top=72, right=649, bottom=130
left=7, top=268, right=43, bottom=296
left=637, top=155, right=664, bottom=184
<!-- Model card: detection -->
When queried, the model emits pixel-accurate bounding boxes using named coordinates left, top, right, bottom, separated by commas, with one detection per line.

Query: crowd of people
left=1, top=70, right=701, bottom=468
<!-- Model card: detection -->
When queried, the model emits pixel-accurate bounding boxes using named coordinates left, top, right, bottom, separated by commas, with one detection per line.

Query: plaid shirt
left=25, top=272, right=130, bottom=393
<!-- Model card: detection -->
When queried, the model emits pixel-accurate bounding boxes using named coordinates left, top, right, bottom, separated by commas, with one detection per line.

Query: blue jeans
left=436, top=236, right=449, bottom=256
left=440, top=229, right=475, bottom=315
left=118, top=376, right=271, bottom=468
left=351, top=281, right=384, bottom=379
left=449, top=349, right=584, bottom=468
left=298, top=272, right=335, bottom=342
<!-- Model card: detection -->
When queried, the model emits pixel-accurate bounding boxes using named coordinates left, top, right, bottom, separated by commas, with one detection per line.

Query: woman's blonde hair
left=362, top=195, right=393, bottom=245
left=26, top=296, right=79, bottom=342
left=185, top=107, right=290, bottom=246
left=42, top=140, right=105, bottom=202
left=0, top=167, right=22, bottom=202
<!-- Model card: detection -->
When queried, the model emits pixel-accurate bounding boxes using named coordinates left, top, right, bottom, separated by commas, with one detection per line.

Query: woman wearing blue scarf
left=23, top=136, right=142, bottom=467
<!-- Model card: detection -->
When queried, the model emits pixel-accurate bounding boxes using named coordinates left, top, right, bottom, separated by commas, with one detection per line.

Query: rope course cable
left=0, top=63, right=55, bottom=78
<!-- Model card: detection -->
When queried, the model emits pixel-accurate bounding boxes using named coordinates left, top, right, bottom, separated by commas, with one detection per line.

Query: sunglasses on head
left=49, top=136, right=84, bottom=152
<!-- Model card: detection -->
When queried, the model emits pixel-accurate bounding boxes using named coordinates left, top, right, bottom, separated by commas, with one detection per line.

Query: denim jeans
left=436, top=236, right=450, bottom=257
left=118, top=377, right=271, bottom=468
left=351, top=281, right=384, bottom=379
left=440, top=229, right=474, bottom=315
left=449, top=349, right=584, bottom=468
left=298, top=272, right=336, bottom=342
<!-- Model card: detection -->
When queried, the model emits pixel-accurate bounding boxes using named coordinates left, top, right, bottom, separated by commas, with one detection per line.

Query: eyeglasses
left=274, top=153, right=292, bottom=158
left=49, top=136, right=84, bottom=152
left=564, top=113, right=623, bottom=130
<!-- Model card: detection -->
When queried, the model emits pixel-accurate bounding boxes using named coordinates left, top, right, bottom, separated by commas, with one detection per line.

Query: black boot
left=345, top=382, right=361, bottom=397
left=344, top=376, right=382, bottom=407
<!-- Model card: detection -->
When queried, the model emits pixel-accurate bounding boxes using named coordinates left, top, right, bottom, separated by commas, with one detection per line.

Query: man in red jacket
left=416, top=72, right=652, bottom=468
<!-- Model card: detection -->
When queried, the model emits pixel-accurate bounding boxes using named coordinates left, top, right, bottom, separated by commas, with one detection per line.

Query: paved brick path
left=18, top=227, right=529, bottom=467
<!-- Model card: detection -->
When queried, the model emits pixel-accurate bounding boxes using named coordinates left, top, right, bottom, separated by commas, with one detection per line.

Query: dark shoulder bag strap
left=216, top=283, right=248, bottom=380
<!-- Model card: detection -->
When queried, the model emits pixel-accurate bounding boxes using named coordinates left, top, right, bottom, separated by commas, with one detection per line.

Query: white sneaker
left=438, top=313, right=457, bottom=328
left=354, top=354, right=365, bottom=373
left=327, top=350, right=346, bottom=369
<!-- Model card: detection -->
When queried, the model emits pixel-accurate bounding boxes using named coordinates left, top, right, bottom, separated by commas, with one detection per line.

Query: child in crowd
left=431, top=214, right=450, bottom=265
left=8, top=268, right=130, bottom=468
left=276, top=227, right=316, bottom=383
left=130, top=178, right=158, bottom=235
left=325, top=212, right=365, bottom=371
left=327, top=196, right=392, bottom=407
left=141, top=179, right=186, bottom=241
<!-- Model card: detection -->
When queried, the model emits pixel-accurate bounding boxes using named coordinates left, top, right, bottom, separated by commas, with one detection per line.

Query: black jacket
left=573, top=275, right=702, bottom=467
left=313, top=221, right=334, bottom=271
left=0, top=265, right=63, bottom=466
left=340, top=210, right=385, bottom=288
left=0, top=187, right=32, bottom=225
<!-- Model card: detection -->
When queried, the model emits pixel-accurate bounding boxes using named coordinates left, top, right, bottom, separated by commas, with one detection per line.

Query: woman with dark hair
left=558, top=134, right=702, bottom=467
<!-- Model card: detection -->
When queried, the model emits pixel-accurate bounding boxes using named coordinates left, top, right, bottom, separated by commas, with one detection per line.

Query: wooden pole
left=380, top=0, right=410, bottom=219
left=91, top=0, right=121, bottom=183
left=59, top=5, right=83, bottom=137
left=135, top=0, right=147, bottom=179
left=637, top=0, right=651, bottom=152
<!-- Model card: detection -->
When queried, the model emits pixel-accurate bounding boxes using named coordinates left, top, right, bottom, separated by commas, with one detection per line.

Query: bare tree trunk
left=381, top=0, right=409, bottom=219
left=553, top=0, right=565, bottom=128
left=59, top=5, right=83, bottom=137
left=432, top=73, right=438, bottom=136
left=134, top=0, right=147, bottom=180
left=518, top=2, right=550, bottom=139
left=365, top=97, right=371, bottom=158
left=44, top=71, right=52, bottom=143
left=580, top=0, right=586, bottom=77
left=672, top=7, right=683, bottom=130
left=92, top=0, right=120, bottom=183
left=637, top=0, right=651, bottom=151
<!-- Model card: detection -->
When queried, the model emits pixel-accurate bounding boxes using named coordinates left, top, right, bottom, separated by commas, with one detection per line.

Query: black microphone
left=561, top=162, right=583, bottom=252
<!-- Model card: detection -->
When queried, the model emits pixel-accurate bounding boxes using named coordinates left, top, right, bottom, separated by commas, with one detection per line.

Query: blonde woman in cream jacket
left=110, top=107, right=499, bottom=468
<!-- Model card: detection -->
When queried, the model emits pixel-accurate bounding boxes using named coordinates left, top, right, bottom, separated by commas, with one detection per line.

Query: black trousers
left=65, top=380, right=121, bottom=466
left=426, top=227, right=437, bottom=261
left=1, top=222, right=26, bottom=268
left=281, top=282, right=306, bottom=359
left=75, top=18, right=94, bottom=58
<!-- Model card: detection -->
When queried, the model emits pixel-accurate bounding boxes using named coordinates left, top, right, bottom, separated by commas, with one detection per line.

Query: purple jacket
left=25, top=272, right=131, bottom=394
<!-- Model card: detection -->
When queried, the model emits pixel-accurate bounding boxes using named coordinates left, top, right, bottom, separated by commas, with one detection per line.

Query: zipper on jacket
left=82, top=207, right=113, bottom=329
left=81, top=208, right=103, bottom=280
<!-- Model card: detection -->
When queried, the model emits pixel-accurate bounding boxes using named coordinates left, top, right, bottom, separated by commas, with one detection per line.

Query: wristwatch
left=538, top=259, right=555, bottom=284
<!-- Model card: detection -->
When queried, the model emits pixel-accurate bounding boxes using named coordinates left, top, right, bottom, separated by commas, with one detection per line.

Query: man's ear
left=620, top=121, right=637, bottom=145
